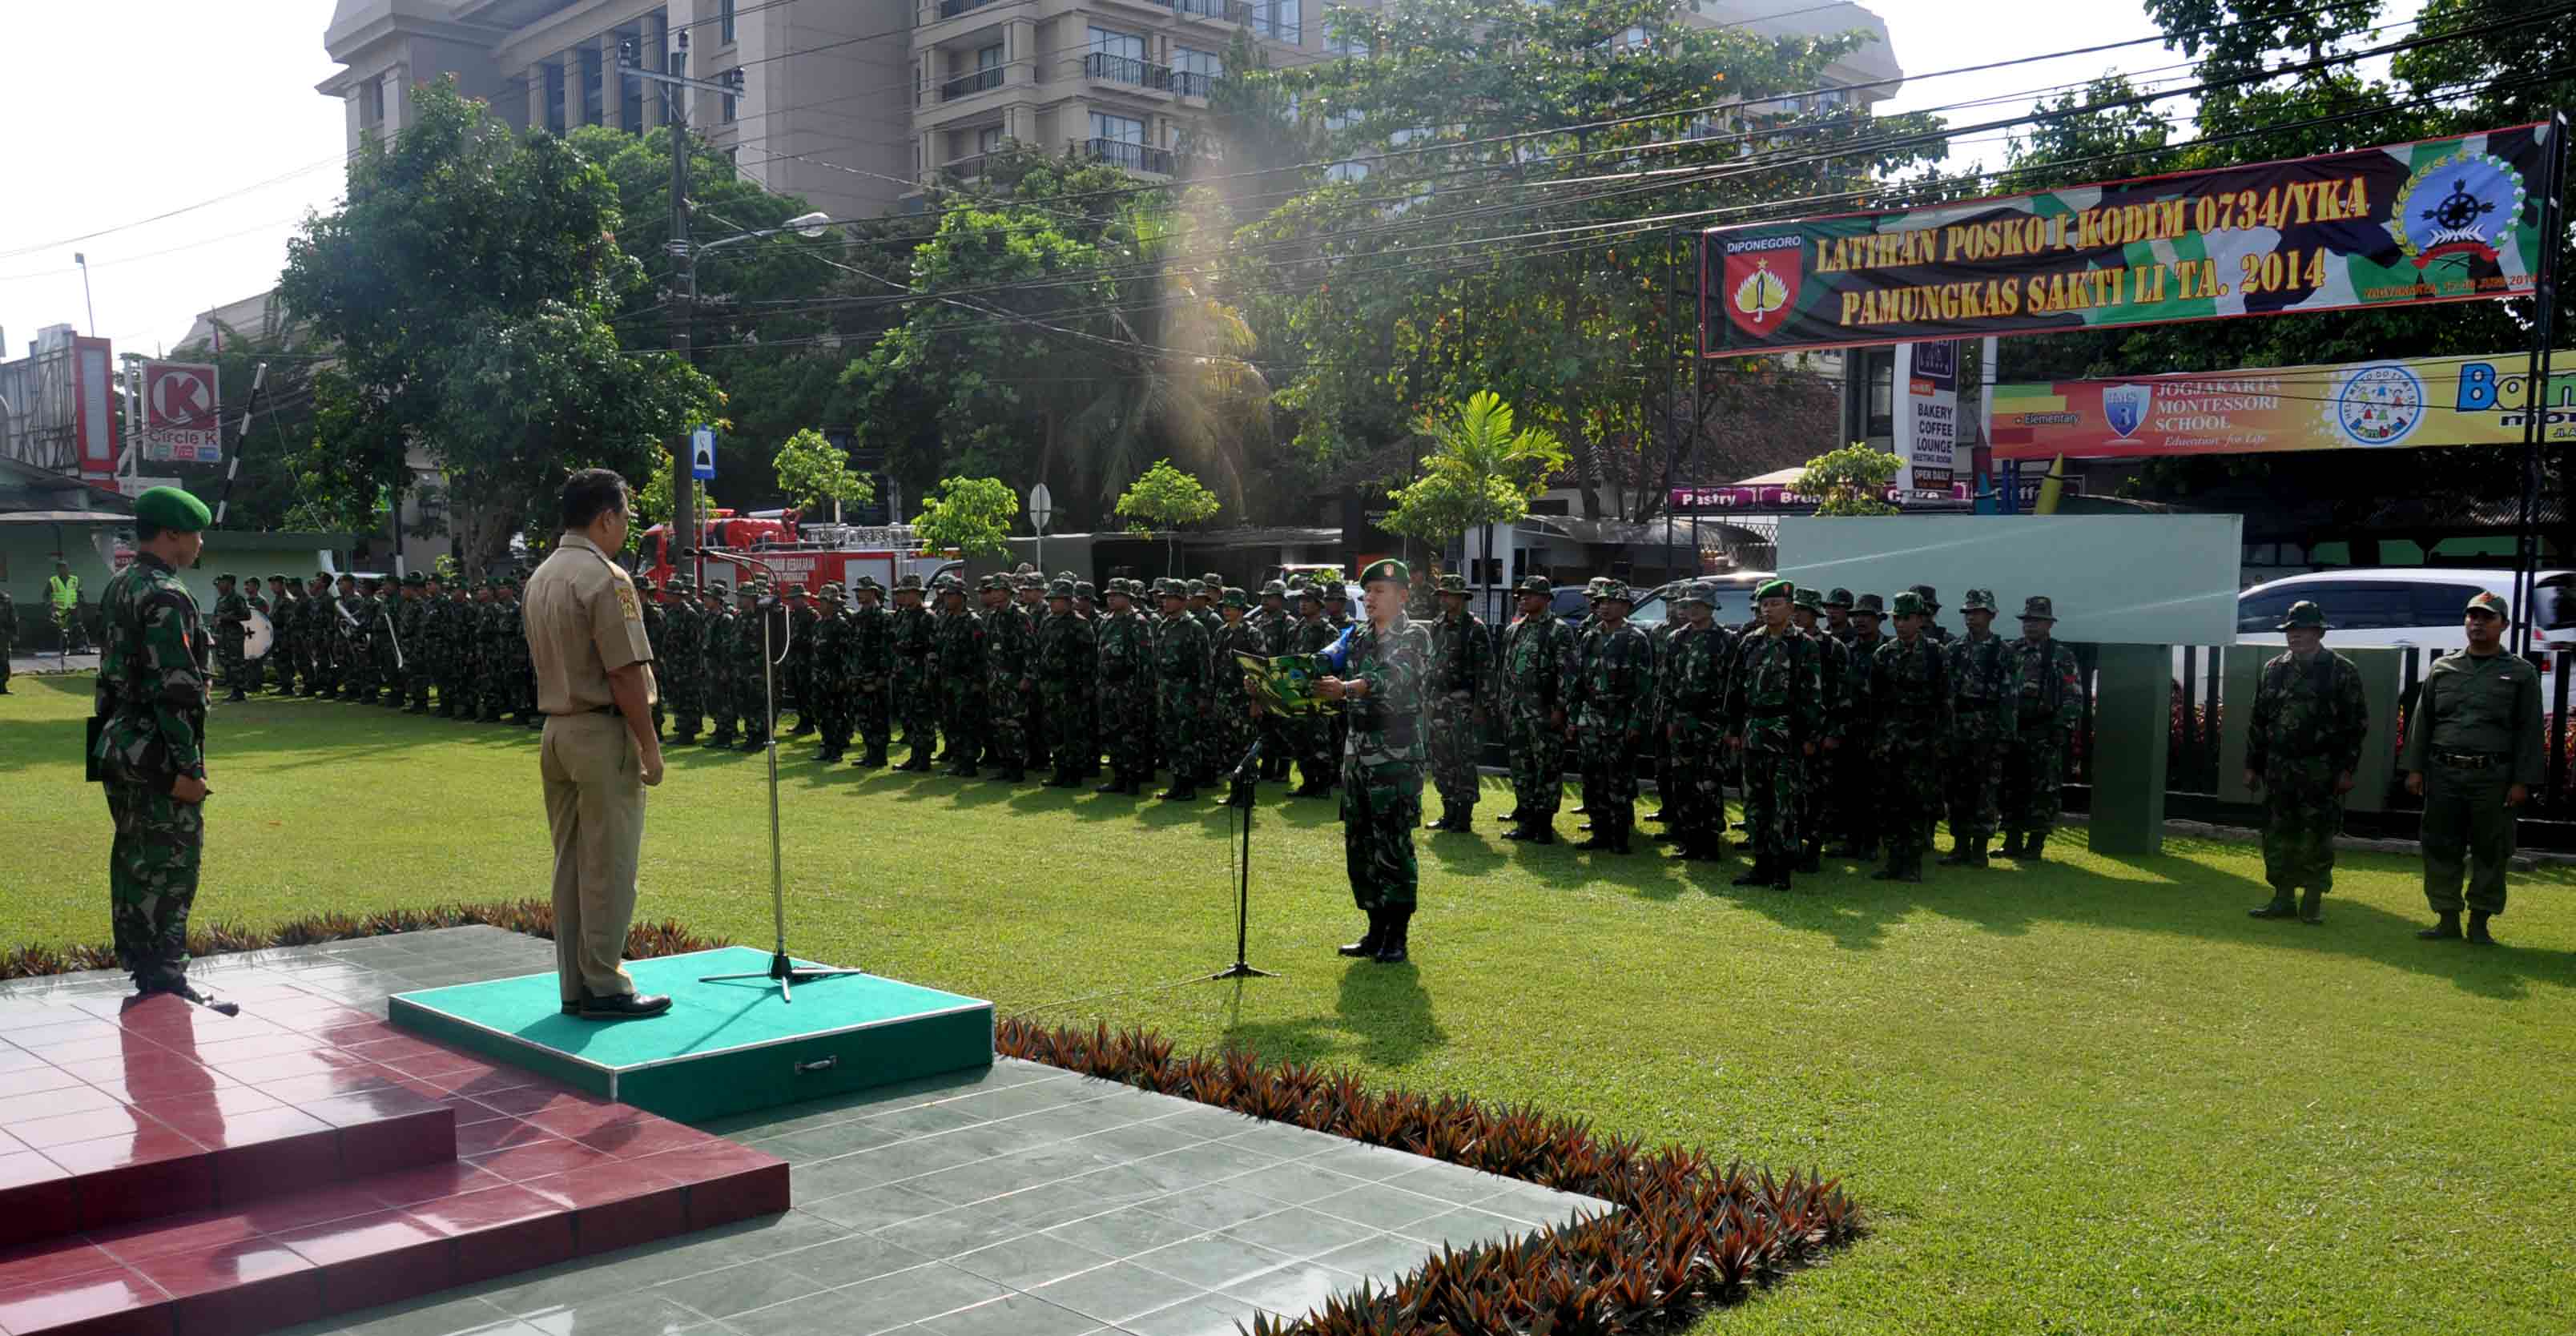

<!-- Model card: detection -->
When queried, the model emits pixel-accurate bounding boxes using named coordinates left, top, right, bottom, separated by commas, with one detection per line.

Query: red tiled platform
left=0, top=986, right=787, bottom=1336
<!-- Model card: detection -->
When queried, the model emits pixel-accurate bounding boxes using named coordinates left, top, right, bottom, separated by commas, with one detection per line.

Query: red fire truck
left=635, top=513, right=962, bottom=592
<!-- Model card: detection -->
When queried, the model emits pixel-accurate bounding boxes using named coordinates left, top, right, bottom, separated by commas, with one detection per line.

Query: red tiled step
left=0, top=995, right=460, bottom=1243
left=0, top=1118, right=786, bottom=1336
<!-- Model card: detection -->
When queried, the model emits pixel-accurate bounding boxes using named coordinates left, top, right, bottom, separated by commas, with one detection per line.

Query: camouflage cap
left=1013, top=561, right=1037, bottom=574
left=270, top=573, right=292, bottom=584
left=1824, top=587, right=1855, bottom=609
left=1596, top=581, right=1634, bottom=605
left=1157, top=577, right=1189, bottom=599
left=336, top=572, right=356, bottom=583
left=1295, top=583, right=1324, bottom=606
left=1105, top=579, right=1134, bottom=600
left=1584, top=577, right=1610, bottom=601
left=1324, top=584, right=1350, bottom=601
left=1056, top=570, right=1078, bottom=582
left=635, top=574, right=657, bottom=591
left=2021, top=595, right=2057, bottom=622
left=316, top=569, right=336, bottom=582
left=1960, top=588, right=1998, bottom=613
left=1754, top=577, right=1793, bottom=602
left=214, top=573, right=236, bottom=585
left=1018, top=573, right=1044, bottom=590
left=706, top=579, right=731, bottom=595
left=978, top=573, right=1008, bottom=592
left=1516, top=575, right=1552, bottom=596
left=2465, top=590, right=2511, bottom=620
left=1792, top=586, right=1824, bottom=611
left=1074, top=580, right=1097, bottom=600
left=1908, top=583, right=1942, bottom=608
left=1185, top=579, right=1209, bottom=596
left=1201, top=572, right=1224, bottom=590
left=1046, top=578, right=1076, bottom=598
left=1434, top=573, right=1468, bottom=594
left=670, top=575, right=696, bottom=593
left=783, top=582, right=808, bottom=598
left=2275, top=599, right=2326, bottom=629
left=852, top=574, right=883, bottom=594
left=819, top=583, right=846, bottom=600
left=403, top=571, right=426, bottom=587
left=1853, top=592, right=1886, bottom=616
left=893, top=573, right=924, bottom=591
left=1221, top=586, right=1250, bottom=609
left=1260, top=579, right=1286, bottom=598
left=1890, top=590, right=1926, bottom=617
left=1675, top=583, right=1714, bottom=607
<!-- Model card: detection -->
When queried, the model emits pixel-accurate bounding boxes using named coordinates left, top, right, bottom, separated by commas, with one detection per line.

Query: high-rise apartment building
left=323, top=0, right=1901, bottom=218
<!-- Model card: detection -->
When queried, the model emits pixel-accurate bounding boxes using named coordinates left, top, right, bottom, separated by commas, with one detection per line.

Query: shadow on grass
left=1220, top=936, right=1447, bottom=1068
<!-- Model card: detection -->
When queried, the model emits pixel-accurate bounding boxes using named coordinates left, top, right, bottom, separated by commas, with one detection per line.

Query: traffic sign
left=690, top=425, right=717, bottom=480
left=1028, top=482, right=1053, bottom=532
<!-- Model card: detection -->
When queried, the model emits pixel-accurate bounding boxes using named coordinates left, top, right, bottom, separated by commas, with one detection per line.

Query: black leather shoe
left=578, top=992, right=672, bottom=1020
left=1338, top=911, right=1383, bottom=958
left=2417, top=912, right=2462, bottom=940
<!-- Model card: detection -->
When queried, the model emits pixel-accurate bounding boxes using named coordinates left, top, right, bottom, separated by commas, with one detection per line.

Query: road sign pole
left=1028, top=482, right=1054, bottom=573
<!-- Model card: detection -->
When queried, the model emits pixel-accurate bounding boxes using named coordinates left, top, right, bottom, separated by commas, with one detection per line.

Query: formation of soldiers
left=207, top=569, right=539, bottom=725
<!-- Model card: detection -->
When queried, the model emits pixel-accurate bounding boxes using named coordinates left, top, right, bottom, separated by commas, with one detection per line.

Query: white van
left=2224, top=568, right=2574, bottom=662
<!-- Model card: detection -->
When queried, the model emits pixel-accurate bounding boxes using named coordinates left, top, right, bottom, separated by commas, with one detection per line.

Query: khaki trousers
left=541, top=712, right=645, bottom=1000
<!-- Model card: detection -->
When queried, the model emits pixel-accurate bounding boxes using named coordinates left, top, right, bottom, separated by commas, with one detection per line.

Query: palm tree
left=1399, top=392, right=1568, bottom=620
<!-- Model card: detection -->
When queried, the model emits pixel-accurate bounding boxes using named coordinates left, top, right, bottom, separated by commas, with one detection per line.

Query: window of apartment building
left=1089, top=26, right=1145, bottom=59
left=722, top=73, right=738, bottom=123
left=544, top=62, right=566, bottom=134
left=1251, top=0, right=1300, bottom=44
left=978, top=124, right=1005, bottom=154
left=619, top=31, right=646, bottom=132
left=1173, top=46, right=1220, bottom=95
left=1091, top=111, right=1146, bottom=145
left=579, top=46, right=602, bottom=126
left=720, top=0, right=737, bottom=44
left=360, top=79, right=385, bottom=130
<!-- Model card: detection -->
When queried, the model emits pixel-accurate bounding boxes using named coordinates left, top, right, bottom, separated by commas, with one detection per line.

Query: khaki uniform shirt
left=525, top=533, right=656, bottom=715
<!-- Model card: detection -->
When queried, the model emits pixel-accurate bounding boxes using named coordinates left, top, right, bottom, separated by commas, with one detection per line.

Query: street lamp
left=73, top=252, right=96, bottom=336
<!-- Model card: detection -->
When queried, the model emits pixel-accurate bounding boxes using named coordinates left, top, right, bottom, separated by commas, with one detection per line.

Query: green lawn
left=4, top=674, right=2571, bottom=1335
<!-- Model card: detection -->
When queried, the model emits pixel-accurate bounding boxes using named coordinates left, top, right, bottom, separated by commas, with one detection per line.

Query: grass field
left=4, top=673, right=2573, bottom=1335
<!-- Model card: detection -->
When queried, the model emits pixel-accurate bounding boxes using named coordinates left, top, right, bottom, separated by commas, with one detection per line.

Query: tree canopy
left=910, top=475, right=1020, bottom=558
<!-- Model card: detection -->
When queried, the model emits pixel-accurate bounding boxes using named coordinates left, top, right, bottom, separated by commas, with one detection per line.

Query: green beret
left=1360, top=558, right=1409, bottom=587
left=133, top=486, right=210, bottom=533
left=1755, top=578, right=1793, bottom=602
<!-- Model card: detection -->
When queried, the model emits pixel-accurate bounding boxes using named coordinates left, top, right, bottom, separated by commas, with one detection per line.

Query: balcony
left=943, top=66, right=1004, bottom=99
left=1168, top=0, right=1253, bottom=22
left=1170, top=70, right=1214, bottom=99
left=1087, top=138, right=1174, bottom=175
left=1084, top=50, right=1173, bottom=91
left=935, top=0, right=1000, bottom=18
left=941, top=153, right=994, bottom=182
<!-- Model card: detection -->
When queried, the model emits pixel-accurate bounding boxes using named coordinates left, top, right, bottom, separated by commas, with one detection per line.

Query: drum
left=243, top=607, right=276, bottom=661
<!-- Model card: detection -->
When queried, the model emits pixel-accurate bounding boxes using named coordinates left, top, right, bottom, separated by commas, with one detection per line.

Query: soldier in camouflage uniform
left=661, top=576, right=702, bottom=742
left=1286, top=586, right=1340, bottom=797
left=1910, top=585, right=1954, bottom=648
left=1496, top=576, right=1576, bottom=843
left=808, top=583, right=855, bottom=762
left=211, top=574, right=252, bottom=702
left=1207, top=587, right=1265, bottom=783
left=1837, top=594, right=1890, bottom=858
left=1250, top=579, right=1294, bottom=780
left=734, top=583, right=777, bottom=750
left=300, top=573, right=333, bottom=696
left=91, top=489, right=231, bottom=1011
left=0, top=590, right=15, bottom=694
left=1093, top=580, right=1149, bottom=793
left=1942, top=588, right=2017, bottom=867
left=631, top=576, right=667, bottom=735
left=1823, top=588, right=1857, bottom=645
left=241, top=576, right=272, bottom=694
left=1789, top=587, right=1852, bottom=872
left=1022, top=574, right=1054, bottom=771
left=936, top=577, right=985, bottom=776
left=361, top=577, right=395, bottom=702
left=891, top=574, right=939, bottom=769
left=1073, top=580, right=1102, bottom=779
left=328, top=573, right=360, bottom=698
left=1999, top=596, right=2085, bottom=863
left=783, top=585, right=819, bottom=738
left=405, top=573, right=437, bottom=713
left=700, top=581, right=739, bottom=747
left=1422, top=573, right=1492, bottom=831
left=1725, top=580, right=1823, bottom=888
left=1036, top=578, right=1099, bottom=786
left=2245, top=600, right=2369, bottom=923
left=1869, top=591, right=1954, bottom=882
left=1567, top=582, right=1652, bottom=854
left=1151, top=578, right=1210, bottom=800
left=1659, top=584, right=1735, bottom=862
left=848, top=576, right=896, bottom=768
left=1319, top=560, right=1431, bottom=963
left=976, top=574, right=1034, bottom=783
left=262, top=577, right=296, bottom=694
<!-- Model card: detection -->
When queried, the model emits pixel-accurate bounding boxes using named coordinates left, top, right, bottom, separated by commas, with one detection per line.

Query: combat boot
left=990, top=765, right=1025, bottom=783
left=2465, top=911, right=2496, bottom=945
left=1998, top=831, right=2026, bottom=858
left=2023, top=833, right=2047, bottom=863
left=1731, top=856, right=1772, bottom=887
left=1901, top=852, right=1926, bottom=883
left=1575, top=826, right=1620, bottom=851
left=1496, top=807, right=1523, bottom=823
left=2248, top=887, right=2298, bottom=920
left=1769, top=861, right=1792, bottom=891
left=2417, top=911, right=2461, bottom=940
left=1373, top=907, right=1412, bottom=964
left=1338, top=910, right=1384, bottom=958
left=2299, top=888, right=2324, bottom=925
left=815, top=746, right=843, bottom=763
left=1940, top=838, right=1989, bottom=868
left=1870, top=855, right=1905, bottom=882
left=1159, top=779, right=1197, bottom=801
left=1095, top=770, right=1129, bottom=795
left=1795, top=840, right=1822, bottom=874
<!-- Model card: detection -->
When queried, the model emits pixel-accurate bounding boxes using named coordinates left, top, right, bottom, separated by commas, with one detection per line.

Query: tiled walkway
left=0, top=930, right=1614, bottom=1336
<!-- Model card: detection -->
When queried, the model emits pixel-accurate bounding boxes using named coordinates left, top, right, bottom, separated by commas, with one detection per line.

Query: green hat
left=853, top=575, right=883, bottom=594
left=214, top=573, right=237, bottom=586
left=132, top=485, right=210, bottom=533
left=1105, top=580, right=1133, bottom=600
left=893, top=573, right=923, bottom=591
left=1824, top=588, right=1854, bottom=609
left=1047, top=578, right=1076, bottom=598
left=1324, top=584, right=1350, bottom=602
left=1961, top=588, right=1998, bottom=613
left=1890, top=590, right=1926, bottom=617
left=705, top=579, right=730, bottom=595
left=1854, top=592, right=1886, bottom=616
left=2465, top=590, right=2510, bottom=620
left=2021, top=595, right=2057, bottom=622
left=1185, top=579, right=1209, bottom=596
left=1075, top=580, right=1097, bottom=599
left=314, top=569, right=333, bottom=582
left=1201, top=571, right=1224, bottom=588
left=1792, top=586, right=1823, bottom=612
left=1260, top=579, right=1286, bottom=598
left=670, top=575, right=696, bottom=592
left=1908, top=583, right=1941, bottom=608
left=784, top=582, right=807, bottom=598
left=1220, top=587, right=1250, bottom=609
left=403, top=571, right=426, bottom=587
left=1596, top=581, right=1633, bottom=605
left=1515, top=575, right=1553, bottom=596
left=270, top=573, right=292, bottom=583
left=1295, top=584, right=1323, bottom=606
left=1675, top=583, right=1713, bottom=608
left=2274, top=600, right=2326, bottom=630
left=1434, top=573, right=1468, bottom=594
left=634, top=574, right=655, bottom=592
left=1153, top=577, right=1182, bottom=598
left=1360, top=558, right=1410, bottom=587
left=1754, top=578, right=1793, bottom=602
left=978, top=573, right=1006, bottom=592
left=336, top=571, right=356, bottom=583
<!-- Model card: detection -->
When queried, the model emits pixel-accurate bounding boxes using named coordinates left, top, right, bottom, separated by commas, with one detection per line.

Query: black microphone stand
left=694, top=550, right=868, bottom=1002
left=1212, top=738, right=1278, bottom=981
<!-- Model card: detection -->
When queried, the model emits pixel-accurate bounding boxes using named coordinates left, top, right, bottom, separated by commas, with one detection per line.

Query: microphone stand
left=1212, top=737, right=1278, bottom=981
left=695, top=549, right=868, bottom=1002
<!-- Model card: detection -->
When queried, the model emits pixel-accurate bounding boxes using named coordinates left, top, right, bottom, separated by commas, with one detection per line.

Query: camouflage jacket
left=1210, top=617, right=1265, bottom=707
left=1153, top=610, right=1210, bottom=693
left=662, top=600, right=702, bottom=672
left=1037, top=608, right=1097, bottom=687
left=92, top=553, right=210, bottom=788
left=702, top=607, right=738, bottom=670
left=2008, top=637, right=2084, bottom=738
left=810, top=609, right=854, bottom=690
left=2248, top=648, right=2367, bottom=776
left=640, top=597, right=667, bottom=661
left=213, top=590, right=252, bottom=648
left=1569, top=619, right=1653, bottom=736
left=1842, top=629, right=1886, bottom=723
left=1725, top=628, right=1823, bottom=754
left=984, top=602, right=1034, bottom=686
left=1288, top=614, right=1338, bottom=657
left=936, top=606, right=984, bottom=681
left=1426, top=610, right=1491, bottom=706
left=1499, top=611, right=1579, bottom=718
left=1946, top=632, right=2019, bottom=742
left=1342, top=618, right=1431, bottom=767
left=1659, top=621, right=1735, bottom=729
left=1097, top=609, right=1147, bottom=684
left=1869, top=635, right=1954, bottom=751
left=850, top=602, right=896, bottom=682
left=891, top=604, right=936, bottom=672
left=1805, top=626, right=1853, bottom=742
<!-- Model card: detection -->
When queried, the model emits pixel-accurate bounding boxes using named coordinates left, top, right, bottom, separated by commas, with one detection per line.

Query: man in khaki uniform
left=2399, top=590, right=2543, bottom=946
left=524, top=469, right=671, bottom=1020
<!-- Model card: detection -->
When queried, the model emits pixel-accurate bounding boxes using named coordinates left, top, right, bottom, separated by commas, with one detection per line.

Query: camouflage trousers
left=1342, top=758, right=1422, bottom=911
left=1503, top=710, right=1566, bottom=819
left=1426, top=694, right=1480, bottom=809
left=1837, top=741, right=1878, bottom=851
left=1945, top=734, right=2006, bottom=843
left=1099, top=682, right=1145, bottom=778
left=811, top=678, right=851, bottom=752
left=894, top=663, right=936, bottom=750
left=854, top=680, right=892, bottom=753
left=104, top=782, right=203, bottom=987
left=1998, top=728, right=2068, bottom=835
left=1, top=633, right=11, bottom=690
left=1202, top=698, right=1253, bottom=782
left=705, top=669, right=738, bottom=741
left=1876, top=746, right=1945, bottom=860
left=1665, top=720, right=1729, bottom=848
left=1741, top=750, right=1805, bottom=859
left=1294, top=713, right=1337, bottom=788
left=2259, top=763, right=2346, bottom=893
left=1799, top=743, right=1840, bottom=849
left=215, top=632, right=246, bottom=694
left=1155, top=684, right=1198, bottom=780
left=1042, top=682, right=1093, bottom=776
left=666, top=673, right=702, bottom=738
left=735, top=661, right=774, bottom=741
left=1576, top=720, right=1637, bottom=834
left=941, top=679, right=982, bottom=764
left=1026, top=690, right=1049, bottom=770
left=984, top=676, right=1027, bottom=766
left=411, top=656, right=437, bottom=710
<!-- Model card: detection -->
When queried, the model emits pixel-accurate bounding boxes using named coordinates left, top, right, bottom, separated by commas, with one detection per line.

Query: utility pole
left=619, top=32, right=740, bottom=581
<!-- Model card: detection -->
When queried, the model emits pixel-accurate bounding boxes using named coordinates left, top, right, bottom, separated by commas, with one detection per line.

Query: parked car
left=2177, top=568, right=2574, bottom=683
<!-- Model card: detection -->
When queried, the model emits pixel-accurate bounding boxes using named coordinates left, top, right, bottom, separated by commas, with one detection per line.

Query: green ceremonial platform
left=388, top=947, right=995, bottom=1122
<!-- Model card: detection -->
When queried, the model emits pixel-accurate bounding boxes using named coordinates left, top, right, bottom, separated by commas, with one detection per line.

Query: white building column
left=600, top=34, right=626, bottom=128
